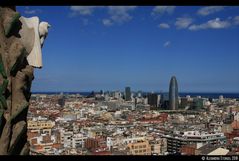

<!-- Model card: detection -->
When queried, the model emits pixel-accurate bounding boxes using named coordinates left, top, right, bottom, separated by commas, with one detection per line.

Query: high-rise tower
left=125, top=87, right=131, bottom=101
left=169, top=76, right=179, bottom=110
left=147, top=93, right=158, bottom=108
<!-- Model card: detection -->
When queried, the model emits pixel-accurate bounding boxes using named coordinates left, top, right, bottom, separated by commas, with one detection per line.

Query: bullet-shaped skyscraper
left=169, top=76, right=179, bottom=110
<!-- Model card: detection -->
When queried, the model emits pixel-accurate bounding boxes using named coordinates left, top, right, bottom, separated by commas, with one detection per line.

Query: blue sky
left=17, top=6, right=239, bottom=92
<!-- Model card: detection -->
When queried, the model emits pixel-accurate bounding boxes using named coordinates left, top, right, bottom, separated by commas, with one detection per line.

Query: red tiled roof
left=232, top=121, right=239, bottom=129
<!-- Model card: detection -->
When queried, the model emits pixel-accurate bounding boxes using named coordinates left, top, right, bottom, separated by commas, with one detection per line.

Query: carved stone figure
left=19, top=16, right=50, bottom=68
left=0, top=6, right=50, bottom=155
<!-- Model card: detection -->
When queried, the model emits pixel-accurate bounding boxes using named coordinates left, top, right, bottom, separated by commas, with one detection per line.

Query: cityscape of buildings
left=27, top=76, right=239, bottom=155
left=0, top=5, right=238, bottom=158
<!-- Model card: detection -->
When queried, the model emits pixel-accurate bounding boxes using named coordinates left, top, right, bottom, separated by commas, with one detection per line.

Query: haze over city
left=17, top=6, right=239, bottom=92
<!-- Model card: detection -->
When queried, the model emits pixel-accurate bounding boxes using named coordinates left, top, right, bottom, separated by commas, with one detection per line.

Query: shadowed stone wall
left=0, top=6, right=35, bottom=155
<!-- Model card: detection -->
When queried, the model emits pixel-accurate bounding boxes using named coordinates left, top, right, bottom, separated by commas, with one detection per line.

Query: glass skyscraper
left=169, top=76, right=179, bottom=110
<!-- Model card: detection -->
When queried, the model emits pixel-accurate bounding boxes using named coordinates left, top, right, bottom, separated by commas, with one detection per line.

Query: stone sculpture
left=0, top=6, right=50, bottom=155
left=19, top=16, right=50, bottom=68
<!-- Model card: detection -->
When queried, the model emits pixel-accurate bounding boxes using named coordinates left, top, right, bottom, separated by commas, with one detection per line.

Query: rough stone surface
left=0, top=6, right=34, bottom=155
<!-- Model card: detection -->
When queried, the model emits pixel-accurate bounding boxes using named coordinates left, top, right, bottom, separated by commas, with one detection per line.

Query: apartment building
left=127, top=140, right=151, bottom=155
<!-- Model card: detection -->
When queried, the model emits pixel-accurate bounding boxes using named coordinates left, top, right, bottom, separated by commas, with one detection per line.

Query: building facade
left=125, top=87, right=131, bottom=101
left=127, top=140, right=151, bottom=155
left=147, top=93, right=158, bottom=108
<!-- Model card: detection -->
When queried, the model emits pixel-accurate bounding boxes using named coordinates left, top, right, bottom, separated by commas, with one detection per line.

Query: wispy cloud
left=163, top=41, right=171, bottom=47
left=158, top=23, right=170, bottom=29
left=102, top=6, right=137, bottom=26
left=69, top=6, right=99, bottom=17
left=233, top=16, right=239, bottom=25
left=69, top=6, right=137, bottom=26
left=81, top=18, right=89, bottom=26
left=197, top=6, right=224, bottom=16
left=24, top=7, right=42, bottom=15
left=175, top=17, right=193, bottom=29
left=152, top=6, right=176, bottom=15
left=102, top=19, right=113, bottom=26
left=189, top=18, right=231, bottom=31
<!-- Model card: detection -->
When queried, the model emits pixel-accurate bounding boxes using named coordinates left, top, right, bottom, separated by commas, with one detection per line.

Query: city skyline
left=17, top=6, right=239, bottom=92
left=1, top=5, right=239, bottom=157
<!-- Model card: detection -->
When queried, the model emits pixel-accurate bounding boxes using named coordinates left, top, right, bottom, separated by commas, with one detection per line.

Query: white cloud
left=175, top=17, right=193, bottom=29
left=163, top=41, right=171, bottom=47
left=70, top=6, right=99, bottom=16
left=102, top=6, right=137, bottom=26
left=152, top=6, right=176, bottom=15
left=24, top=7, right=42, bottom=14
left=189, top=18, right=231, bottom=31
left=69, top=6, right=137, bottom=26
left=102, top=19, right=113, bottom=26
left=197, top=6, right=224, bottom=16
left=158, top=23, right=170, bottom=29
left=233, top=16, right=239, bottom=25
